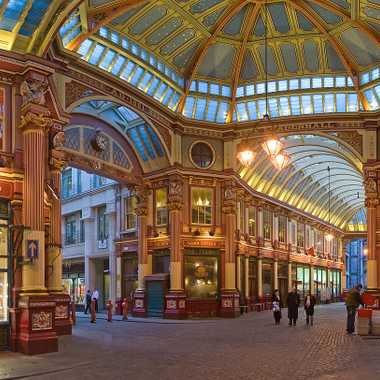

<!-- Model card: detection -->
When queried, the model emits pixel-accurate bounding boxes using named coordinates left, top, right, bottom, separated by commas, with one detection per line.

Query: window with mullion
left=191, top=188, right=212, bottom=225
left=124, top=195, right=137, bottom=230
left=263, top=209, right=272, bottom=241
left=65, top=215, right=77, bottom=245
left=97, top=206, right=108, bottom=241
left=278, top=215, right=287, bottom=243
left=155, top=188, right=168, bottom=227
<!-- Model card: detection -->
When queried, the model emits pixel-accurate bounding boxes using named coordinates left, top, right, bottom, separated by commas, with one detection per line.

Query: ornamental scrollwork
left=20, top=78, right=48, bottom=106
left=168, top=177, right=183, bottom=211
left=20, top=111, right=53, bottom=130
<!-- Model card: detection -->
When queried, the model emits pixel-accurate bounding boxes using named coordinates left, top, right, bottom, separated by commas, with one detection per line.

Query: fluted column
left=135, top=186, right=150, bottom=290
left=257, top=258, right=263, bottom=297
left=46, top=155, right=65, bottom=293
left=366, top=198, right=378, bottom=289
left=273, top=259, right=279, bottom=290
left=288, top=261, right=293, bottom=291
left=220, top=180, right=239, bottom=317
left=20, top=111, right=52, bottom=294
left=106, top=204, right=117, bottom=305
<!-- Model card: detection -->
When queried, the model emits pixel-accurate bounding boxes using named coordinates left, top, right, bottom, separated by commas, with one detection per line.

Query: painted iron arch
left=238, top=132, right=364, bottom=229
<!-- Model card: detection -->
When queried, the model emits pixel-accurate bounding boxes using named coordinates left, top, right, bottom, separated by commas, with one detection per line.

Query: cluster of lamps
left=237, top=133, right=290, bottom=170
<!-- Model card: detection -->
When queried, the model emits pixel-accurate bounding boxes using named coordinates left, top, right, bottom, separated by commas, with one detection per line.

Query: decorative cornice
left=19, top=111, right=53, bottom=131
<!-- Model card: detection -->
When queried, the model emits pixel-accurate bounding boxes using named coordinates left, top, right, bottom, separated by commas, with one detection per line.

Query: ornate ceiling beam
left=0, top=1, right=9, bottom=19
left=331, top=198, right=363, bottom=226
left=67, top=0, right=149, bottom=51
left=36, top=0, right=85, bottom=56
left=230, top=3, right=261, bottom=123
left=178, top=0, right=251, bottom=113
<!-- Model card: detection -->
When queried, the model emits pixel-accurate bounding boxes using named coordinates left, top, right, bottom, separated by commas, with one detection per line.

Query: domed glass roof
left=55, top=0, right=380, bottom=123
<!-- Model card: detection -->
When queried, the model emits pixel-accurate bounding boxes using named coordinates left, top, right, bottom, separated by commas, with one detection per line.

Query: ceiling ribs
left=177, top=0, right=252, bottom=113
left=230, top=3, right=261, bottom=122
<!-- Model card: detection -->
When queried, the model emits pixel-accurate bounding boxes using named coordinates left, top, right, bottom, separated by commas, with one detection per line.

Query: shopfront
left=184, top=248, right=219, bottom=317
left=329, top=269, right=341, bottom=300
left=314, top=267, right=327, bottom=302
left=278, top=262, right=288, bottom=303
left=262, top=260, right=273, bottom=297
left=0, top=201, right=9, bottom=349
left=62, top=259, right=85, bottom=307
left=152, top=249, right=170, bottom=274
left=248, top=257, right=257, bottom=302
left=292, top=264, right=310, bottom=300
left=122, top=252, right=138, bottom=300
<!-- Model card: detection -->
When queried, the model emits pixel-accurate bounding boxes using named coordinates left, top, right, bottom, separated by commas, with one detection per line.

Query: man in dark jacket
left=84, top=289, right=91, bottom=314
left=345, top=284, right=363, bottom=334
left=287, top=287, right=301, bottom=326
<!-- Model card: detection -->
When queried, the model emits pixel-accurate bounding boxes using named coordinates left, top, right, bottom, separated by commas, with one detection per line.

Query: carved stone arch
left=59, top=113, right=146, bottom=185
left=65, top=93, right=172, bottom=163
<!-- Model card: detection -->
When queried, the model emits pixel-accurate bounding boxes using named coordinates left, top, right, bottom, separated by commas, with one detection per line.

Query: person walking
left=92, top=288, right=99, bottom=313
left=304, top=291, right=316, bottom=326
left=287, top=287, right=300, bottom=326
left=345, top=284, right=363, bottom=334
left=272, top=289, right=283, bottom=325
left=84, top=289, right=92, bottom=314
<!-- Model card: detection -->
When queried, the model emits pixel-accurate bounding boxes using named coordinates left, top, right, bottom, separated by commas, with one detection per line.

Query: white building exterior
left=61, top=167, right=120, bottom=309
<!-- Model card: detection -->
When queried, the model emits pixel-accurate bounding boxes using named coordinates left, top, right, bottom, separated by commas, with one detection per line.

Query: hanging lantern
left=325, top=232, right=334, bottom=242
left=262, top=137, right=283, bottom=157
left=237, top=147, right=256, bottom=168
left=363, top=247, right=368, bottom=256
left=271, top=150, right=289, bottom=170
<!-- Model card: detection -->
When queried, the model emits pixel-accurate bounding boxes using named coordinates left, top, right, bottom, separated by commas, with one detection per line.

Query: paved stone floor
left=1, top=303, right=380, bottom=380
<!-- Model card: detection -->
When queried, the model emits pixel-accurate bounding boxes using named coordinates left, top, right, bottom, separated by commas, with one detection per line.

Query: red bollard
left=90, top=299, right=96, bottom=323
left=71, top=301, right=76, bottom=325
left=106, top=300, right=113, bottom=322
left=122, top=298, right=128, bottom=320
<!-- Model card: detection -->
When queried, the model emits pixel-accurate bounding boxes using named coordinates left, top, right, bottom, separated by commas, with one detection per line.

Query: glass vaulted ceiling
left=239, top=134, right=365, bottom=230
left=58, top=0, right=380, bottom=123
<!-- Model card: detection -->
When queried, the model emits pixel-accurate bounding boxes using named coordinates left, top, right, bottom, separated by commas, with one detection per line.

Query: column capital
left=168, top=175, right=184, bottom=211
left=19, top=110, right=53, bottom=132
left=365, top=198, right=379, bottom=208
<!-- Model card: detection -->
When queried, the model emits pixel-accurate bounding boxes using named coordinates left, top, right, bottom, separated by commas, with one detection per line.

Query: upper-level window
left=65, top=214, right=77, bottom=245
left=124, top=195, right=137, bottom=231
left=316, top=230, right=323, bottom=253
left=297, top=223, right=304, bottom=248
left=97, top=206, right=108, bottom=241
left=190, top=142, right=214, bottom=169
left=263, top=209, right=272, bottom=241
left=155, top=188, right=168, bottom=226
left=239, top=200, right=244, bottom=232
left=191, top=188, right=212, bottom=225
left=92, top=175, right=107, bottom=189
left=0, top=205, right=9, bottom=322
left=278, top=215, right=287, bottom=243
left=248, top=207, right=256, bottom=237
left=62, top=168, right=73, bottom=199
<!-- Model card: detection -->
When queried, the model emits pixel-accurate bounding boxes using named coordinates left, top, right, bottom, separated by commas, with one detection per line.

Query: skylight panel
left=269, top=98, right=279, bottom=117
left=324, top=94, right=335, bottom=112
left=205, top=99, right=218, bottom=121
left=300, top=78, right=311, bottom=89
left=127, top=128, right=148, bottom=161
left=183, top=97, right=195, bottom=118
left=301, top=95, right=312, bottom=114
left=198, top=81, right=208, bottom=93
left=216, top=102, right=229, bottom=123
left=361, top=72, right=370, bottom=85
left=313, top=94, right=323, bottom=113
left=335, top=76, right=346, bottom=87
left=364, top=89, right=379, bottom=110
left=236, top=86, right=245, bottom=98
left=77, top=39, right=93, bottom=57
left=279, top=97, right=290, bottom=116
left=99, top=27, right=108, bottom=38
left=268, top=81, right=277, bottom=93
left=348, top=94, right=358, bottom=112
left=237, top=103, right=248, bottom=121
left=146, top=126, right=164, bottom=157
left=190, top=81, right=196, bottom=91
left=162, top=87, right=174, bottom=105
left=290, top=96, right=300, bottom=115
left=120, top=61, right=136, bottom=80
left=147, top=77, right=161, bottom=95
left=153, top=83, right=168, bottom=101
left=194, top=98, right=207, bottom=120
left=88, top=44, right=106, bottom=65
left=312, top=77, right=322, bottom=88
left=323, top=77, right=334, bottom=88
left=111, top=56, right=126, bottom=75
left=256, top=83, right=265, bottom=94
left=168, top=92, right=181, bottom=111
left=257, top=99, right=266, bottom=118
left=372, top=68, right=380, bottom=81
left=289, top=79, right=299, bottom=90
left=138, top=125, right=156, bottom=159
left=99, top=50, right=116, bottom=70
left=336, top=94, right=346, bottom=112
left=221, top=85, right=231, bottom=97
left=138, top=72, right=153, bottom=91
left=247, top=101, right=257, bottom=119
left=246, top=85, right=255, bottom=96
left=278, top=80, right=288, bottom=91
left=129, top=66, right=145, bottom=86
left=210, top=83, right=220, bottom=95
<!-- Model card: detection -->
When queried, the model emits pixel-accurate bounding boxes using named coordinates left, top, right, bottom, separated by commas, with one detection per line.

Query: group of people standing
left=84, top=288, right=99, bottom=314
left=272, top=287, right=316, bottom=326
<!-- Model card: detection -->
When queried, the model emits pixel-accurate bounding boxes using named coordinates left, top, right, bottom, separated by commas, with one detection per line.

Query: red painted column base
left=164, top=291, right=187, bottom=319
left=132, top=290, right=147, bottom=317
left=17, top=295, right=58, bottom=355
left=53, top=294, right=72, bottom=336
left=219, top=290, right=240, bottom=318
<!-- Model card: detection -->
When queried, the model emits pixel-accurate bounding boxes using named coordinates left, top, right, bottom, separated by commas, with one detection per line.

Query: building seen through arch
left=0, top=0, right=378, bottom=354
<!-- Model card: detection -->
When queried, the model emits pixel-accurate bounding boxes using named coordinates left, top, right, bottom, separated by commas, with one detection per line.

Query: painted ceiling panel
left=268, top=3, right=290, bottom=34
left=160, top=28, right=196, bottom=55
left=129, top=6, right=167, bottom=35
left=306, top=2, right=343, bottom=25
left=296, top=11, right=315, bottom=32
left=325, top=41, right=345, bottom=71
left=173, top=41, right=200, bottom=69
left=240, top=50, right=258, bottom=80
left=190, top=0, right=224, bottom=14
left=111, top=4, right=148, bottom=26
left=252, top=14, right=265, bottom=37
left=197, top=43, right=236, bottom=79
left=257, top=44, right=279, bottom=75
left=223, top=6, right=247, bottom=36
left=303, top=40, right=320, bottom=72
left=280, top=43, right=299, bottom=73
left=202, top=6, right=226, bottom=28
left=146, top=17, right=183, bottom=45
left=340, top=28, right=380, bottom=66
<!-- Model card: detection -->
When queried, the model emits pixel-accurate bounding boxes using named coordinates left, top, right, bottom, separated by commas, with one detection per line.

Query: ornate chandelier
left=237, top=0, right=288, bottom=171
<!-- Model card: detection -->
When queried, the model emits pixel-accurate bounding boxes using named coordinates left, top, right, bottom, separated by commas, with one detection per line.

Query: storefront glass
left=152, top=249, right=170, bottom=273
left=313, top=267, right=328, bottom=302
left=248, top=258, right=257, bottom=301
left=184, top=249, right=218, bottom=299
left=62, top=276, right=85, bottom=304
left=123, top=253, right=138, bottom=299
left=262, top=261, right=273, bottom=296
left=293, top=264, right=310, bottom=300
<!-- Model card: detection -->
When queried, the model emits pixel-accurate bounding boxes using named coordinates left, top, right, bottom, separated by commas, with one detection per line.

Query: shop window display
left=263, top=209, right=272, bottom=240
left=292, top=264, right=310, bottom=300
left=262, top=261, right=273, bottom=296
left=191, top=188, right=212, bottom=225
left=248, top=207, right=256, bottom=237
left=278, top=215, right=286, bottom=243
left=184, top=251, right=218, bottom=299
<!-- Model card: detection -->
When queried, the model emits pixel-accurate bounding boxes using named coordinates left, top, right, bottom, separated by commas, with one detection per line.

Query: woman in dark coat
left=304, top=291, right=316, bottom=326
left=272, top=289, right=283, bottom=325
left=287, top=287, right=300, bottom=326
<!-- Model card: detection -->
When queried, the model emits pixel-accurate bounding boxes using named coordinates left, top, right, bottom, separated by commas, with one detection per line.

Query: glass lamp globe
left=271, top=151, right=289, bottom=170
left=237, top=149, right=256, bottom=168
left=325, top=233, right=334, bottom=242
left=262, top=137, right=283, bottom=157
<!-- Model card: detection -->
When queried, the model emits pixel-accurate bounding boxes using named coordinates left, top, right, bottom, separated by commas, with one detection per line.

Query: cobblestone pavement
left=1, top=303, right=380, bottom=380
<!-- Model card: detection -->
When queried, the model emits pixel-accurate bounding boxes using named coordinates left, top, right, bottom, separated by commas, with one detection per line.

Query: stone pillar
left=164, top=176, right=186, bottom=319
left=366, top=198, right=378, bottom=290
left=82, top=208, right=95, bottom=292
left=257, top=258, right=263, bottom=299
left=132, top=185, right=150, bottom=317
left=106, top=203, right=117, bottom=306
left=288, top=261, right=293, bottom=291
left=47, top=151, right=71, bottom=336
left=273, top=258, right=279, bottom=290
left=17, top=101, right=57, bottom=354
left=220, top=180, right=240, bottom=317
